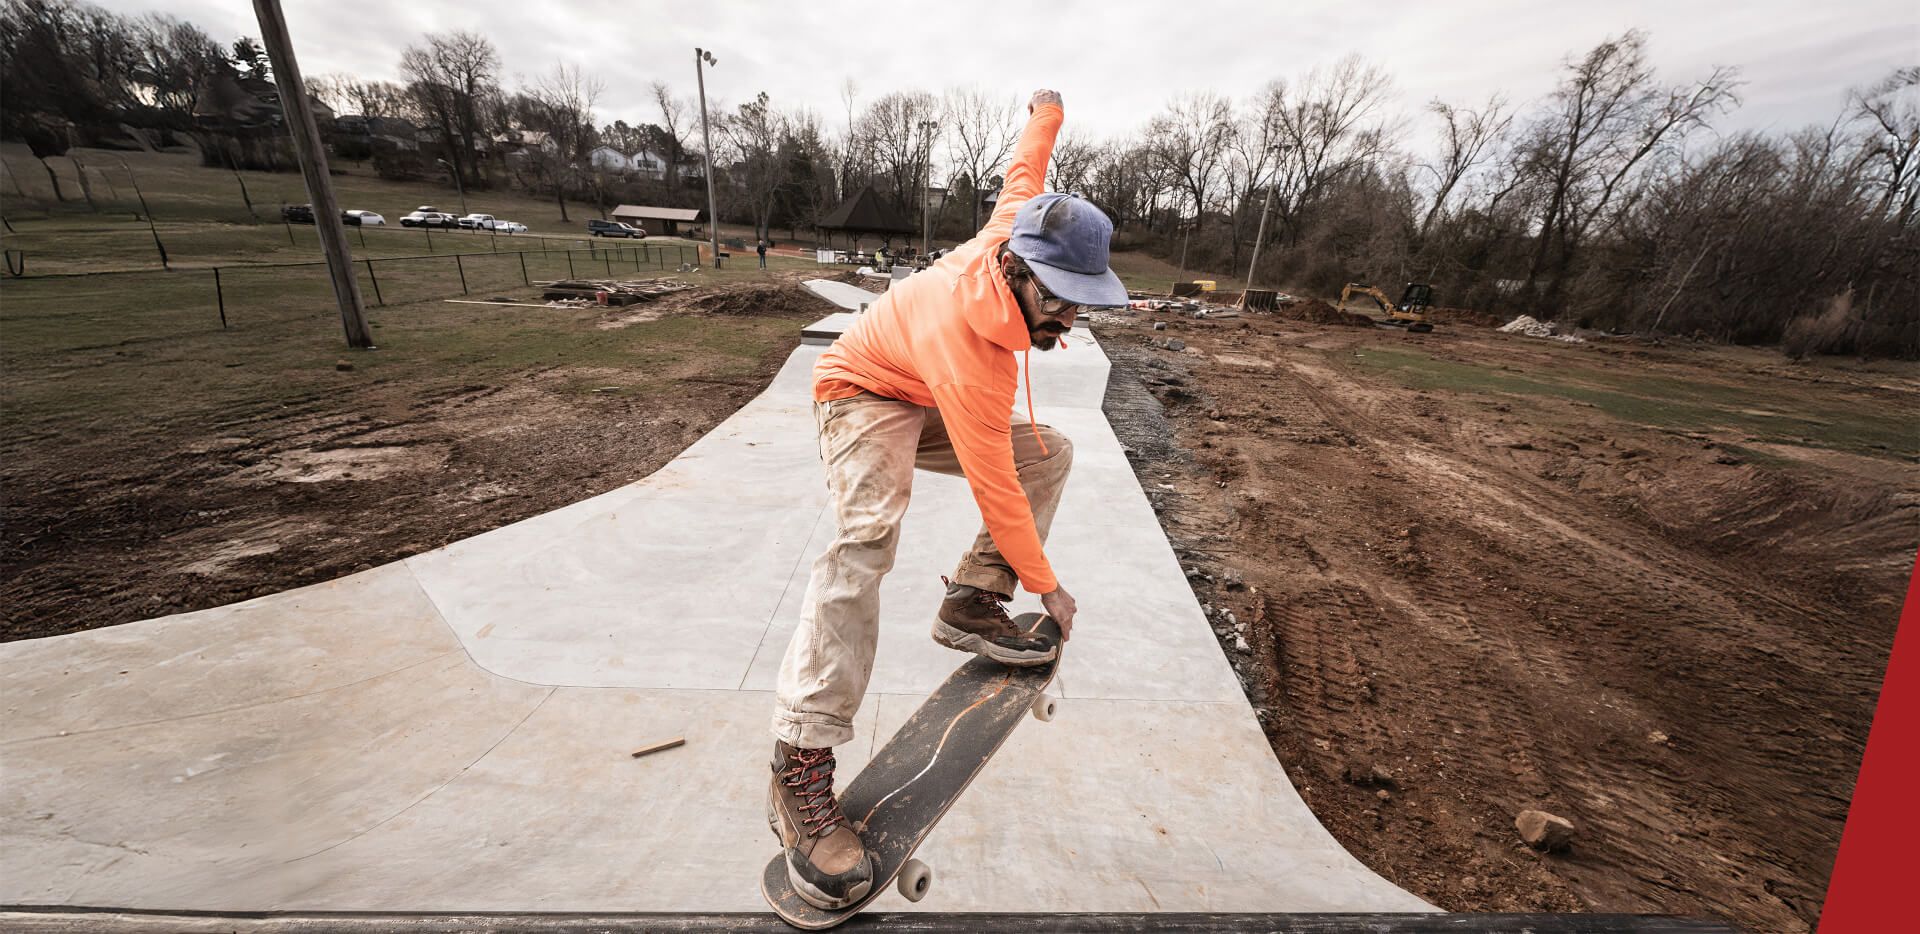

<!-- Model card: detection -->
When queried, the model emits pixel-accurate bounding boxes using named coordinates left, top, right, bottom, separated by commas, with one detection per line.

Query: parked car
left=400, top=210, right=458, bottom=228
left=282, top=203, right=315, bottom=224
left=344, top=210, right=385, bottom=226
left=495, top=221, right=528, bottom=234
left=457, top=213, right=500, bottom=230
left=587, top=219, right=647, bottom=239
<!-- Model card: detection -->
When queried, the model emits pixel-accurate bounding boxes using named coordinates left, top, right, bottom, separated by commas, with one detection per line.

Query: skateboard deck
left=761, top=612, right=1063, bottom=929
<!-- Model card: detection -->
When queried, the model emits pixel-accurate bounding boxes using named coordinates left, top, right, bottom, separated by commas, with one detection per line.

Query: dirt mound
left=692, top=282, right=835, bottom=318
left=1283, top=299, right=1378, bottom=328
left=1425, top=306, right=1504, bottom=328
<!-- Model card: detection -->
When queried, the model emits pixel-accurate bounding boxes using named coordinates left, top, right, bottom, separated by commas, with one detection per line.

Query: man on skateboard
left=766, top=88, right=1128, bottom=910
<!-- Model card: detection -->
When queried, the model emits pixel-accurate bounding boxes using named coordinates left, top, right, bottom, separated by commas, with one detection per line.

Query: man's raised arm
left=979, top=90, right=1064, bottom=240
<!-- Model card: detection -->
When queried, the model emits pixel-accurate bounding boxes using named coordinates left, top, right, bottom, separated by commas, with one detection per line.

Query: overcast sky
left=126, top=0, right=1917, bottom=150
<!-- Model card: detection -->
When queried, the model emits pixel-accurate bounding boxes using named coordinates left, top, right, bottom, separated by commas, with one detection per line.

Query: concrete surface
left=0, top=316, right=1432, bottom=914
left=802, top=279, right=882, bottom=311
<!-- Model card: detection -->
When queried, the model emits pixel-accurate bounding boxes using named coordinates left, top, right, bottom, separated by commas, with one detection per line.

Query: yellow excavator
left=1339, top=282, right=1435, bottom=333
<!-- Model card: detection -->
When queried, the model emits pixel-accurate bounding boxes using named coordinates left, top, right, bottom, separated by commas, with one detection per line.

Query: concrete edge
left=0, top=908, right=1748, bottom=933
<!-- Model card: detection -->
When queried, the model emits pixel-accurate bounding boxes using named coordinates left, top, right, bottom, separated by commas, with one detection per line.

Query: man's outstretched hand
left=1041, top=585, right=1077, bottom=642
left=1029, top=89, right=1062, bottom=113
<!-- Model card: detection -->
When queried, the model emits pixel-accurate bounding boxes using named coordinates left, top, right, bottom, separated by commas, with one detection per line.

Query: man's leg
left=773, top=391, right=923, bottom=744
left=767, top=392, right=921, bottom=909
left=917, top=410, right=1073, bottom=595
left=915, top=410, right=1072, bottom=663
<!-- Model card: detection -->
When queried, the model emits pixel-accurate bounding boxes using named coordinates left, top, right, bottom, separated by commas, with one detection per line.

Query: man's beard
left=1031, top=323, right=1067, bottom=350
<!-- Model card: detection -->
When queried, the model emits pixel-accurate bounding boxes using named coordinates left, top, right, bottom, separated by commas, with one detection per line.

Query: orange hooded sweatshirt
left=813, top=101, right=1065, bottom=595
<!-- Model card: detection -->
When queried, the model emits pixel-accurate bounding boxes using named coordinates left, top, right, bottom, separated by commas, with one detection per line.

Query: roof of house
left=611, top=205, right=705, bottom=222
left=815, top=184, right=916, bottom=234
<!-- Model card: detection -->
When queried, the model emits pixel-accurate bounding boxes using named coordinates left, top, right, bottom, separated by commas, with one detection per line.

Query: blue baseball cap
left=1008, top=193, right=1129, bottom=308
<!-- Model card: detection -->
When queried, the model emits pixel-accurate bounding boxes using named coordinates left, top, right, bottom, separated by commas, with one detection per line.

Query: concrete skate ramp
left=0, top=321, right=1431, bottom=914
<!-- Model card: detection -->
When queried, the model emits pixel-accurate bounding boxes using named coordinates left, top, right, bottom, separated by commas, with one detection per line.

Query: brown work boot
left=767, top=741, right=873, bottom=909
left=933, top=576, right=1058, bottom=666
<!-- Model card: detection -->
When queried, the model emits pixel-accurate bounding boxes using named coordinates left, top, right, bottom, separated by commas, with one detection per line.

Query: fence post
left=425, top=224, right=433, bottom=253
left=567, top=250, right=576, bottom=278
left=519, top=250, right=530, bottom=286
left=364, top=258, right=383, bottom=305
left=455, top=253, right=468, bottom=294
left=357, top=225, right=366, bottom=249
left=214, top=267, right=227, bottom=329
left=604, top=251, right=612, bottom=277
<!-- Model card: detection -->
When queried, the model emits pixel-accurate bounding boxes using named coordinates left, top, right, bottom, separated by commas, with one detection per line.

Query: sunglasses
left=1025, top=276, right=1081, bottom=318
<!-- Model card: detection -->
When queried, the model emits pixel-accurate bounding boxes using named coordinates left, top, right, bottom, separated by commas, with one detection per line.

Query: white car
left=399, top=210, right=458, bottom=228
left=495, top=221, right=528, bottom=234
left=344, top=210, right=385, bottom=226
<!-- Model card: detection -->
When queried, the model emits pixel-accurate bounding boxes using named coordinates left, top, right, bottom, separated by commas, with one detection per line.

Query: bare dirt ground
left=1, top=277, right=837, bottom=640
left=1097, top=309, right=1915, bottom=933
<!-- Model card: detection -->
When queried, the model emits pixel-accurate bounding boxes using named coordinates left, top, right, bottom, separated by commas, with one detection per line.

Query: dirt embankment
left=1, top=278, right=833, bottom=640
left=1098, top=313, right=1913, bottom=933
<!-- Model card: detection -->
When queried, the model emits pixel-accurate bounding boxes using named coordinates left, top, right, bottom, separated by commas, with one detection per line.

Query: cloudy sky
left=127, top=0, right=1917, bottom=149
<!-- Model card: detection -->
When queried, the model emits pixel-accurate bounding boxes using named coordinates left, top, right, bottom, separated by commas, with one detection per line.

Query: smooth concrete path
left=0, top=314, right=1432, bottom=914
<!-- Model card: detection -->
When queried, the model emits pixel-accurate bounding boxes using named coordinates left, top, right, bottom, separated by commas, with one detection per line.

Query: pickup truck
left=458, top=213, right=501, bottom=230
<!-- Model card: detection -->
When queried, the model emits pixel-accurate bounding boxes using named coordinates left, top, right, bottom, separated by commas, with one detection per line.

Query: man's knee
left=1022, top=426, right=1073, bottom=472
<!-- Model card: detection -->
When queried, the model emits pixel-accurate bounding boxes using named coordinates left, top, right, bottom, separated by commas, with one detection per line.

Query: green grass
left=1343, top=345, right=1919, bottom=460
left=0, top=145, right=824, bottom=450
left=1106, top=248, right=1248, bottom=295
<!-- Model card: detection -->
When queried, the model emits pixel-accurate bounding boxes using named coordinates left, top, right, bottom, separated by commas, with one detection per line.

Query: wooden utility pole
left=252, top=0, right=374, bottom=348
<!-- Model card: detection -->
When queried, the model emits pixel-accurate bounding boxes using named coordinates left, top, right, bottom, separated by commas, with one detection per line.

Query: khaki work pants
left=771, top=391, right=1073, bottom=749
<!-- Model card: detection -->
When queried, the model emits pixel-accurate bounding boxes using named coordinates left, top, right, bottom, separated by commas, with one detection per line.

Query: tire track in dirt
left=1099, top=317, right=1907, bottom=931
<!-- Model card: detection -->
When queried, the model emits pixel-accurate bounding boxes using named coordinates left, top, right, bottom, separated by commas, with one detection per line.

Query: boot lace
left=780, top=748, right=848, bottom=838
left=943, top=575, right=1015, bottom=631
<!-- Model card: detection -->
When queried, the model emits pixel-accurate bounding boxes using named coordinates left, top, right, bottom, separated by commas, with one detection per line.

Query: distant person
left=764, top=88, right=1127, bottom=910
left=757, top=238, right=768, bottom=269
left=874, top=244, right=890, bottom=270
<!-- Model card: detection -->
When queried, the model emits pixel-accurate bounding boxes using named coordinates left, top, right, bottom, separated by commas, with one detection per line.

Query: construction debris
left=540, top=277, right=692, bottom=306
left=630, top=736, right=686, bottom=759
left=1499, top=315, right=1586, bottom=342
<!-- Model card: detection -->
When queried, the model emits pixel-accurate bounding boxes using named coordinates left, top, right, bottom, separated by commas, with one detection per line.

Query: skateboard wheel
left=1031, top=694, right=1057, bottom=722
left=897, top=858, right=932, bottom=902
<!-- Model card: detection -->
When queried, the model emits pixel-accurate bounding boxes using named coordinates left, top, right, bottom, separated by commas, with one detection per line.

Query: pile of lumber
left=539, top=277, right=692, bottom=306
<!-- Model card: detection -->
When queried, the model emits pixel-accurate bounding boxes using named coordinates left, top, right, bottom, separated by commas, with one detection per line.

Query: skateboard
left=761, top=612, right=1063, bottom=930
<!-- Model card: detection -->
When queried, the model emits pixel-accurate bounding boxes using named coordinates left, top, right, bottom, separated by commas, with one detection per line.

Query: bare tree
left=942, top=86, right=1020, bottom=229
left=858, top=90, right=938, bottom=214
left=518, top=62, right=601, bottom=222
left=1270, top=55, right=1397, bottom=247
left=400, top=31, right=499, bottom=187
left=1146, top=91, right=1235, bottom=233
left=723, top=90, right=786, bottom=238
left=1517, top=30, right=1739, bottom=306
left=649, top=80, right=691, bottom=185
left=1417, top=93, right=1511, bottom=240
left=1850, top=66, right=1920, bottom=227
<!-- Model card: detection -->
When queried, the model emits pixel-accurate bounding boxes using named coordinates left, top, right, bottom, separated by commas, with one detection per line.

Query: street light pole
left=918, top=119, right=938, bottom=253
left=1245, top=142, right=1285, bottom=291
left=694, top=47, right=721, bottom=268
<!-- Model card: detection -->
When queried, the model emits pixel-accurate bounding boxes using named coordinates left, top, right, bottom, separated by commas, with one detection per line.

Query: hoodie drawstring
left=1023, top=345, right=1048, bottom=456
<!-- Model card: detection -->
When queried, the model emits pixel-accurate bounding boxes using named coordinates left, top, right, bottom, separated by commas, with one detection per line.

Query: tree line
left=3, top=0, right=1913, bottom=355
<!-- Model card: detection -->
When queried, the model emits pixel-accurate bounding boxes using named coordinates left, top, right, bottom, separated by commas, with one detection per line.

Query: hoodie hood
left=959, top=239, right=1034, bottom=354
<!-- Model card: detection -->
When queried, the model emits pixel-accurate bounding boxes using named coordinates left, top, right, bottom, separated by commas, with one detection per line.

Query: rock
left=1233, top=634, right=1251, bottom=654
left=1222, top=570, right=1246, bottom=590
left=1153, top=321, right=1167, bottom=331
left=1515, top=809, right=1576, bottom=851
left=334, top=360, right=355, bottom=371
left=1376, top=789, right=1392, bottom=801
left=1165, top=338, right=1186, bottom=351
left=1341, top=760, right=1397, bottom=788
